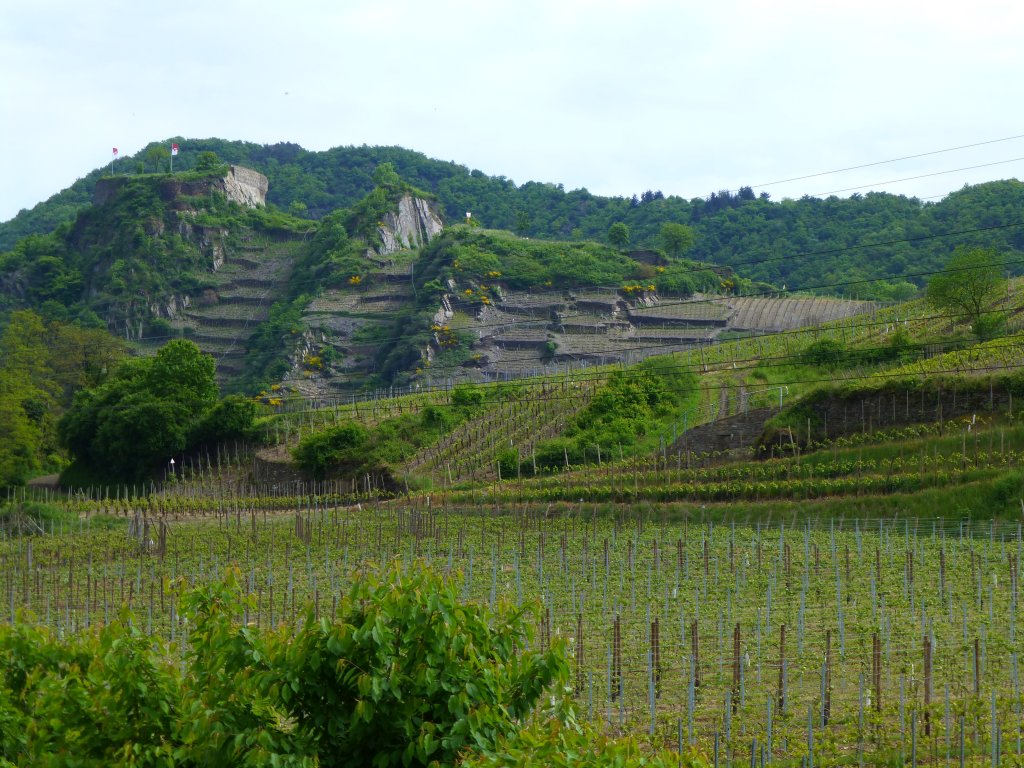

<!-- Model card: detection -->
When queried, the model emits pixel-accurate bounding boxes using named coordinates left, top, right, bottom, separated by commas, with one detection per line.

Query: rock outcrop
left=376, top=194, right=444, bottom=255
left=93, top=165, right=268, bottom=209
left=222, top=166, right=268, bottom=208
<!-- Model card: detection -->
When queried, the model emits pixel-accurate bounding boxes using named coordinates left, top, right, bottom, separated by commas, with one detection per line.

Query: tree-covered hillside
left=5, top=139, right=1024, bottom=299
left=0, top=164, right=312, bottom=334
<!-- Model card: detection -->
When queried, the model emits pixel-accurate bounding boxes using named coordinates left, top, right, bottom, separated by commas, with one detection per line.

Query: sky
left=2, top=0, right=1024, bottom=223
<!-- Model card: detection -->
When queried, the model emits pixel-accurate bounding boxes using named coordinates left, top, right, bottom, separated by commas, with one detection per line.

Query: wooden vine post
left=872, top=632, right=881, bottom=714
left=612, top=614, right=622, bottom=701
left=651, top=616, right=661, bottom=697
left=732, top=622, right=741, bottom=713
left=923, top=634, right=932, bottom=735
left=575, top=612, right=584, bottom=694
left=824, top=628, right=831, bottom=726
left=777, top=623, right=786, bottom=713
left=692, top=618, right=701, bottom=690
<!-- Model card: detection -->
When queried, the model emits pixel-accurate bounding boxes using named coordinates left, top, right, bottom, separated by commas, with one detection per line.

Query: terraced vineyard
left=401, top=381, right=599, bottom=482
left=12, top=266, right=1024, bottom=765
left=449, top=291, right=879, bottom=383
left=135, top=234, right=306, bottom=381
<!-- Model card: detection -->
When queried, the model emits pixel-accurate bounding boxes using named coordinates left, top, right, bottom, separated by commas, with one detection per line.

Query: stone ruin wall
left=223, top=165, right=268, bottom=208
left=92, top=165, right=268, bottom=209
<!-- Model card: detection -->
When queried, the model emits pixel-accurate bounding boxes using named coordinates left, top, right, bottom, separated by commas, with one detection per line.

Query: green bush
left=800, top=339, right=846, bottom=369
left=0, top=565, right=591, bottom=767
left=190, top=394, right=258, bottom=446
left=278, top=562, right=566, bottom=767
left=292, top=421, right=370, bottom=478
left=497, top=447, right=520, bottom=478
left=973, top=311, right=1008, bottom=341
left=451, top=383, right=486, bottom=407
left=530, top=438, right=583, bottom=472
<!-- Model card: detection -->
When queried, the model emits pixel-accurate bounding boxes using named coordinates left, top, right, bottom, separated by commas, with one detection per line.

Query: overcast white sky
left=2, top=0, right=1024, bottom=223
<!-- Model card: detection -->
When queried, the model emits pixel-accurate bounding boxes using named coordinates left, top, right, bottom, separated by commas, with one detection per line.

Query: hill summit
left=0, top=160, right=878, bottom=395
left=93, top=165, right=269, bottom=209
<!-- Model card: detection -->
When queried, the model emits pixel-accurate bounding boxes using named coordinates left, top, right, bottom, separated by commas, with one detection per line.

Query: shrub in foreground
left=0, top=563, right=696, bottom=767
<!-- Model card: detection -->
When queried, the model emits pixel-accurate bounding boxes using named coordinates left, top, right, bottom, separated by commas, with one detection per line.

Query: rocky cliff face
left=376, top=194, right=444, bottom=255
left=223, top=166, right=268, bottom=207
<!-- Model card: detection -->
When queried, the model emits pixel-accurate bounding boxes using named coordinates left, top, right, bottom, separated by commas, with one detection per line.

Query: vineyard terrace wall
left=671, top=407, right=775, bottom=456
left=760, top=372, right=1024, bottom=449
left=251, top=452, right=404, bottom=495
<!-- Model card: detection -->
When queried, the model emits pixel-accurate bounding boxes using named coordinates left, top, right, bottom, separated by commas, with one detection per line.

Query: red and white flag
left=112, top=148, right=118, bottom=157
left=171, top=143, right=179, bottom=156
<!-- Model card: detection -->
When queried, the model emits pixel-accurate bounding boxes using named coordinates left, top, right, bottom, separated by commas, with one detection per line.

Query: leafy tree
left=145, top=338, right=219, bottom=411
left=0, top=371, right=41, bottom=486
left=194, top=150, right=223, bottom=172
left=372, top=161, right=401, bottom=189
left=58, top=339, right=249, bottom=483
left=292, top=421, right=370, bottom=478
left=514, top=210, right=531, bottom=236
left=277, top=562, right=566, bottom=767
left=145, top=145, right=170, bottom=173
left=608, top=221, right=629, bottom=249
left=2, top=566, right=675, bottom=767
left=660, top=221, right=695, bottom=258
left=93, top=393, right=191, bottom=483
left=926, top=246, right=1006, bottom=335
left=0, top=311, right=127, bottom=486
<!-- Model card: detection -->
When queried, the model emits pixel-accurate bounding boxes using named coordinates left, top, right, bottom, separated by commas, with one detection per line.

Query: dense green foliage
left=58, top=339, right=256, bottom=483
left=0, top=167, right=312, bottom=336
left=659, top=221, right=695, bottom=258
left=531, top=358, right=697, bottom=471
left=7, top=139, right=1024, bottom=298
left=798, top=331, right=913, bottom=371
left=0, top=564, right=673, bottom=768
left=414, top=227, right=723, bottom=295
left=293, top=385, right=492, bottom=479
left=0, top=311, right=126, bottom=487
left=761, top=368, right=1024, bottom=451
left=926, top=246, right=1007, bottom=338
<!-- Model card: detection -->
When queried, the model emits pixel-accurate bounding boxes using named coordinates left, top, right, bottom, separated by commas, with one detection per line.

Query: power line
left=810, top=156, right=1024, bottom=198
left=747, top=132, right=1024, bottom=191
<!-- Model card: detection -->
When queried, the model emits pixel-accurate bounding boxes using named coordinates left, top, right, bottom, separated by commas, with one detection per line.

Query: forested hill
left=4, top=138, right=1024, bottom=299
